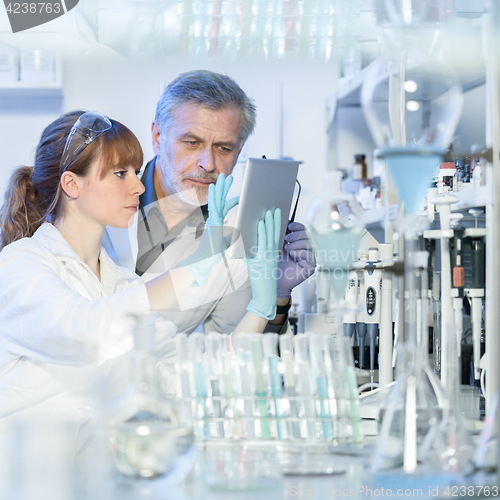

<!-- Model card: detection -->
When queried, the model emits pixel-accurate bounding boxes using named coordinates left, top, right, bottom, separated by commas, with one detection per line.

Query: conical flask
left=372, top=234, right=443, bottom=476
left=372, top=343, right=441, bottom=474
left=106, top=314, right=195, bottom=483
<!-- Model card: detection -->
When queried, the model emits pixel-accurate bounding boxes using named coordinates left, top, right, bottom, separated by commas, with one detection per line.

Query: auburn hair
left=0, top=110, right=143, bottom=249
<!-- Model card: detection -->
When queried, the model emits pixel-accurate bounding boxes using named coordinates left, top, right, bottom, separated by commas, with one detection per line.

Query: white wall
left=0, top=54, right=338, bottom=226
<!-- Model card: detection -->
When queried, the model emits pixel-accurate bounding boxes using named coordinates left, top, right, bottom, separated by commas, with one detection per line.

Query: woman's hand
left=246, top=208, right=281, bottom=320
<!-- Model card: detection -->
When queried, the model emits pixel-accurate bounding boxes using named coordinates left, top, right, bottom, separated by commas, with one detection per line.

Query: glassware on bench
left=106, top=314, right=195, bottom=485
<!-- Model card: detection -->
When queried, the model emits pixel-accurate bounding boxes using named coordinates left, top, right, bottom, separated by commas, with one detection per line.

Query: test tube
left=174, top=333, right=193, bottom=423
left=308, top=333, right=333, bottom=441
left=233, top=334, right=256, bottom=439
left=188, top=332, right=210, bottom=439
left=279, top=334, right=301, bottom=439
left=337, top=335, right=363, bottom=443
left=221, top=333, right=241, bottom=438
left=205, top=332, right=224, bottom=438
left=263, top=333, right=286, bottom=439
left=251, top=336, right=271, bottom=439
left=295, top=334, right=316, bottom=440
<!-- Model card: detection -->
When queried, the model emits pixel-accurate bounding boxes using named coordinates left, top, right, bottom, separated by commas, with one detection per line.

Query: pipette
left=343, top=269, right=358, bottom=338
left=263, top=333, right=286, bottom=439
left=308, top=333, right=333, bottom=441
left=279, top=334, right=301, bottom=439
left=295, top=334, right=316, bottom=440
left=365, top=247, right=382, bottom=387
left=425, top=193, right=458, bottom=387
left=355, top=255, right=368, bottom=369
left=188, top=332, right=210, bottom=439
left=450, top=218, right=465, bottom=359
left=463, top=226, right=486, bottom=380
left=378, top=243, right=394, bottom=387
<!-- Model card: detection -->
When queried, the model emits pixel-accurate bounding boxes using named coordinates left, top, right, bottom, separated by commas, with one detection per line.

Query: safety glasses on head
left=60, top=111, right=112, bottom=172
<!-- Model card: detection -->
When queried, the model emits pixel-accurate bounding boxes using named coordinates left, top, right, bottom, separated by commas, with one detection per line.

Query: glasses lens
left=60, top=112, right=112, bottom=172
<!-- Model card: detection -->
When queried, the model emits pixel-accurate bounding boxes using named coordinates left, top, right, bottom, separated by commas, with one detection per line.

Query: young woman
left=0, top=110, right=280, bottom=445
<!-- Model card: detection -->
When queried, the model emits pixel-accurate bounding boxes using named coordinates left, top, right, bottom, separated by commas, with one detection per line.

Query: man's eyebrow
left=215, top=140, right=237, bottom=148
left=179, top=132, right=237, bottom=148
left=179, top=132, right=202, bottom=141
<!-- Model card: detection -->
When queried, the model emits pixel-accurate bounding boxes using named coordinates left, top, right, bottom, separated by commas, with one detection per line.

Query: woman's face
left=74, top=159, right=145, bottom=229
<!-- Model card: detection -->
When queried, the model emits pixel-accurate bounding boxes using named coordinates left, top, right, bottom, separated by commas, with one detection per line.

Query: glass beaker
left=106, top=314, right=195, bottom=484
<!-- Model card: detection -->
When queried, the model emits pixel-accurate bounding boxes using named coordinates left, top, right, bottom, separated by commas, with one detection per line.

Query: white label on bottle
left=351, top=164, right=362, bottom=180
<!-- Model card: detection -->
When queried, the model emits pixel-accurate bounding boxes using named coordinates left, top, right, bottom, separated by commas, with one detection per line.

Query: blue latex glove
left=246, top=209, right=281, bottom=320
left=277, top=221, right=316, bottom=299
left=181, top=173, right=239, bottom=285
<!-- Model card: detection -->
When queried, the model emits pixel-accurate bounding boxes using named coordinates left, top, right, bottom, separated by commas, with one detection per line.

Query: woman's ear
left=60, top=171, right=80, bottom=200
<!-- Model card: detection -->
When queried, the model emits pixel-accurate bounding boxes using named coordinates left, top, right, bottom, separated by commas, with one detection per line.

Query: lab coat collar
left=33, top=223, right=125, bottom=293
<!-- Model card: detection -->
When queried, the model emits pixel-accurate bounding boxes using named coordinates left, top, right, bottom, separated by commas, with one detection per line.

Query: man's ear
left=152, top=121, right=161, bottom=156
left=60, top=171, right=80, bottom=200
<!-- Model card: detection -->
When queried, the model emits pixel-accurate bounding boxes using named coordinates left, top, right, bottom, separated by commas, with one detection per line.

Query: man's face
left=153, top=103, right=244, bottom=206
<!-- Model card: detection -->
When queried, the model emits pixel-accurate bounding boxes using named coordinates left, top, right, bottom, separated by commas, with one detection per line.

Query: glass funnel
left=106, top=314, right=195, bottom=484
left=361, top=49, right=463, bottom=217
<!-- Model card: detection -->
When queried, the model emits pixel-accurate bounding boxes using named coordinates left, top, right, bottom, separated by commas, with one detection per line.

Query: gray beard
left=160, top=156, right=212, bottom=207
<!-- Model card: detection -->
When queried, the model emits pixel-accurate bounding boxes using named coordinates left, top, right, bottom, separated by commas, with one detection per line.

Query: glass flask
left=306, top=170, right=364, bottom=309
left=106, top=314, right=195, bottom=483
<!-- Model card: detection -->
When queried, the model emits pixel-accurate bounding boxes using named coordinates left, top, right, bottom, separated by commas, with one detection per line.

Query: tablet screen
left=227, top=158, right=299, bottom=258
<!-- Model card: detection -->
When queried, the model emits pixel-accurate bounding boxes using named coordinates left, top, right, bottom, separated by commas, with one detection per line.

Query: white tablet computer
left=227, top=157, right=300, bottom=258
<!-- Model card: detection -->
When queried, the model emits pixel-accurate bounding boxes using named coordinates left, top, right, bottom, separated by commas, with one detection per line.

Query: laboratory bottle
left=106, top=313, right=195, bottom=483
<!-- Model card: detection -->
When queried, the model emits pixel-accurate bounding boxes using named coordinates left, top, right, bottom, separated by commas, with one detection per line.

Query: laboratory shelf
left=336, top=59, right=486, bottom=110
left=0, top=40, right=62, bottom=98
left=450, top=185, right=490, bottom=210
left=0, top=79, right=62, bottom=97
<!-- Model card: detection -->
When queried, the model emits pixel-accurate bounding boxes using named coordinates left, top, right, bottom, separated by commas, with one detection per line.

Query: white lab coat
left=103, top=202, right=253, bottom=335
left=0, top=223, right=177, bottom=454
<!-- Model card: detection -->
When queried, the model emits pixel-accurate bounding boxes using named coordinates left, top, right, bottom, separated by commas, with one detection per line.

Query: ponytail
left=0, top=166, right=44, bottom=250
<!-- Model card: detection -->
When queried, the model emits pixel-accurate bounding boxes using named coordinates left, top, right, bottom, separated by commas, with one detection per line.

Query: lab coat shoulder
left=0, top=224, right=157, bottom=368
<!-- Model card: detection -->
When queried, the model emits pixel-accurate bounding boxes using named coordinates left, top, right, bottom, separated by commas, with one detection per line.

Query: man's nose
left=198, top=147, right=216, bottom=173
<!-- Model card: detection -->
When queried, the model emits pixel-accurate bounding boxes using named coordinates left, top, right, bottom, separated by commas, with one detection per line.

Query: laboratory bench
left=98, top=438, right=497, bottom=500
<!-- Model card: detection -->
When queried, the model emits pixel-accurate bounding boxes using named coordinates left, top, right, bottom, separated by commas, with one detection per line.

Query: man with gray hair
left=104, top=70, right=315, bottom=335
